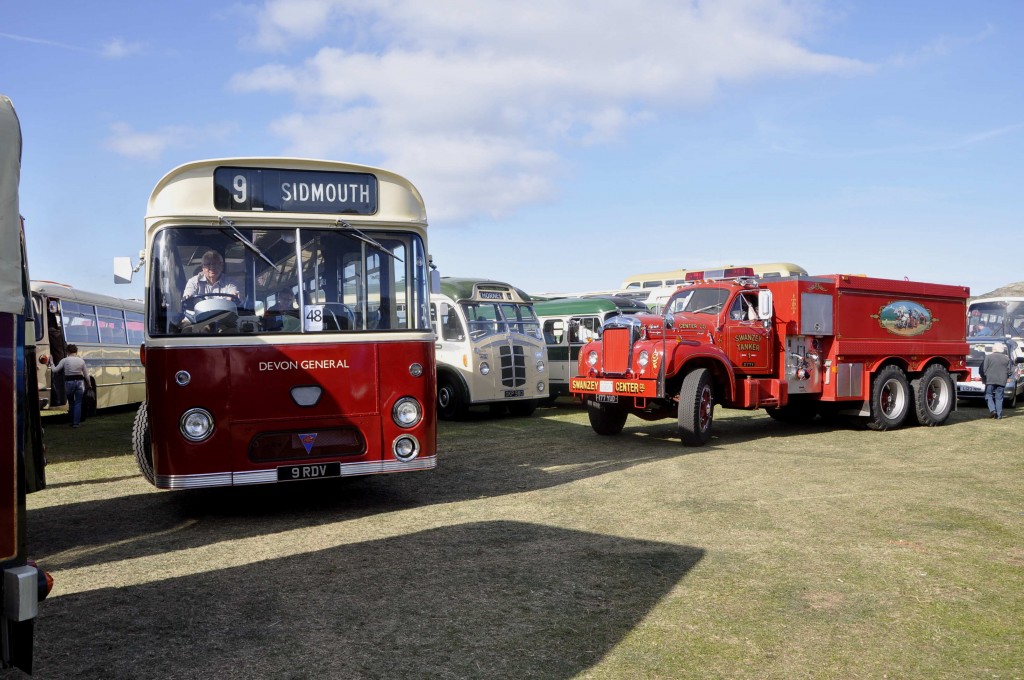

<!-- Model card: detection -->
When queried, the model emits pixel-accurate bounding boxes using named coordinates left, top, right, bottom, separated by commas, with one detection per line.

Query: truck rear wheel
left=867, top=365, right=910, bottom=431
left=131, top=402, right=156, bottom=486
left=587, top=399, right=628, bottom=435
left=678, top=368, right=714, bottom=446
left=911, top=364, right=954, bottom=426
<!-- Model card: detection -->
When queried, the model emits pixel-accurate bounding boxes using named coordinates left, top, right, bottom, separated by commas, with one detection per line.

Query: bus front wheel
left=437, top=376, right=468, bottom=421
left=131, top=402, right=156, bottom=486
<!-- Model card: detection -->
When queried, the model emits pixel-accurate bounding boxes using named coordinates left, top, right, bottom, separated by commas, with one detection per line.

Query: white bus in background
left=31, top=281, right=145, bottom=411
left=967, top=297, right=1024, bottom=340
left=431, top=278, right=546, bottom=419
left=620, top=262, right=808, bottom=290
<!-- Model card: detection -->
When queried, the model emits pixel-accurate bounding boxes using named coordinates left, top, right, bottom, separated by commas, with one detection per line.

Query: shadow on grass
left=34, top=521, right=703, bottom=680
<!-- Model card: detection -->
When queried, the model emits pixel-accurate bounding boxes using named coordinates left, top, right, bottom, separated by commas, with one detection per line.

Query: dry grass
left=12, top=400, right=1024, bottom=679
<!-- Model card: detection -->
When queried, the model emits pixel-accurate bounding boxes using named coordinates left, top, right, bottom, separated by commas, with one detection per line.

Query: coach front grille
left=499, top=344, right=527, bottom=387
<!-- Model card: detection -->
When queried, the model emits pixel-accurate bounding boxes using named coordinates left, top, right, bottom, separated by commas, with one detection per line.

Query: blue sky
left=2, top=0, right=1022, bottom=301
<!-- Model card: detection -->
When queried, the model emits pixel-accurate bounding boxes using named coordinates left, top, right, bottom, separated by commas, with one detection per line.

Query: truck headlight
left=180, top=408, right=214, bottom=442
left=587, top=351, right=598, bottom=367
left=638, top=350, right=649, bottom=368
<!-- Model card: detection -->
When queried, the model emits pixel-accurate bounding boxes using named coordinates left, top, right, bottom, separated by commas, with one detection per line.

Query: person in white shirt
left=182, top=250, right=240, bottom=303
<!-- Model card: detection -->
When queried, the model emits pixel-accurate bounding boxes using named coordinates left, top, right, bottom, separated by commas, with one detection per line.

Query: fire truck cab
left=571, top=270, right=970, bottom=445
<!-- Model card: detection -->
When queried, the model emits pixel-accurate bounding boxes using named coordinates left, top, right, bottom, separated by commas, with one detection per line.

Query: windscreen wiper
left=220, top=217, right=280, bottom=272
left=337, top=219, right=403, bottom=262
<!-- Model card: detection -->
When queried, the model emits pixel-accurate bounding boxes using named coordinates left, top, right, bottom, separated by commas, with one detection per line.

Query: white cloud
left=101, top=38, right=145, bottom=59
left=105, top=122, right=238, bottom=161
left=233, top=0, right=868, bottom=221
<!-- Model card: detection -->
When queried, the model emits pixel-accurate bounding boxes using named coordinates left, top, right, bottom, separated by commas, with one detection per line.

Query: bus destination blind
left=214, top=167, right=378, bottom=215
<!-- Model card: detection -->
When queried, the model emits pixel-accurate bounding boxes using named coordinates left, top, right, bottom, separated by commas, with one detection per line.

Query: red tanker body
left=570, top=271, right=969, bottom=444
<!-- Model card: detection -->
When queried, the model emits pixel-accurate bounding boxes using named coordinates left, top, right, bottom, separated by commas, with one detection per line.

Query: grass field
left=12, top=400, right=1024, bottom=679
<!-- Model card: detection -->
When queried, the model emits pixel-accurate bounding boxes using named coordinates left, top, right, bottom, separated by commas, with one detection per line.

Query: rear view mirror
left=113, top=257, right=134, bottom=284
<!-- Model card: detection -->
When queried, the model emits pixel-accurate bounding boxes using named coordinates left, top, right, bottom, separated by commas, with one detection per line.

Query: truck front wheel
left=131, top=402, right=156, bottom=486
left=911, top=364, right=954, bottom=426
left=868, top=365, right=910, bottom=431
left=678, top=368, right=714, bottom=446
left=587, top=399, right=628, bottom=435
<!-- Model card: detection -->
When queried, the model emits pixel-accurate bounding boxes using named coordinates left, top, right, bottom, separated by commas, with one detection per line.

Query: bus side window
left=442, top=310, right=464, bottom=341
left=544, top=320, right=564, bottom=345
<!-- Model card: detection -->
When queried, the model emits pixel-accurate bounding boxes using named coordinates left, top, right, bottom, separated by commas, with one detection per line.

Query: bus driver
left=182, top=250, right=240, bottom=303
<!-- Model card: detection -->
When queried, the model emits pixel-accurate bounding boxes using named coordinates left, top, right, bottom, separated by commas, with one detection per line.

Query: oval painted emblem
left=877, top=300, right=933, bottom=336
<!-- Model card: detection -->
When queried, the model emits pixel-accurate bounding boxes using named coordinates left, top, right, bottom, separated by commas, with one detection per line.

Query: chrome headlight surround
left=536, top=359, right=545, bottom=373
left=392, top=397, right=423, bottom=428
left=179, top=408, right=214, bottom=442
left=479, top=361, right=491, bottom=376
left=638, top=350, right=649, bottom=368
left=587, top=350, right=598, bottom=367
left=392, top=435, right=421, bottom=461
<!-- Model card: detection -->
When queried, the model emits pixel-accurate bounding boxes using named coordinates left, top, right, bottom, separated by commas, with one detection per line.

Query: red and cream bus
left=115, top=158, right=438, bottom=489
left=1, top=94, right=50, bottom=673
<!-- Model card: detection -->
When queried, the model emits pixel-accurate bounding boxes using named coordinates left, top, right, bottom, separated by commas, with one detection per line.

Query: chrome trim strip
left=155, top=455, right=437, bottom=489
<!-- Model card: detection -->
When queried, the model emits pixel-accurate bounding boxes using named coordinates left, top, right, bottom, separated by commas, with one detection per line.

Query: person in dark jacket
left=981, top=343, right=1012, bottom=419
left=51, top=344, right=90, bottom=428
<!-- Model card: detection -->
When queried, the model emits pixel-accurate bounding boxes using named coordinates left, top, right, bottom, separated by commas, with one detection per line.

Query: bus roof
left=534, top=296, right=647, bottom=317
left=146, top=157, right=427, bottom=224
left=439, top=277, right=533, bottom=303
left=0, top=95, right=22, bottom=314
left=31, top=281, right=144, bottom=312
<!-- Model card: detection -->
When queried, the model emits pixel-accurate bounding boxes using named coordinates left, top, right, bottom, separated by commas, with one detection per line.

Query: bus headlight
left=536, top=359, right=545, bottom=372
left=409, top=362, right=424, bottom=377
left=180, top=408, right=214, bottom=442
left=480, top=362, right=490, bottom=376
left=638, top=350, right=649, bottom=368
left=587, top=351, right=598, bottom=367
left=392, top=397, right=423, bottom=428
left=393, top=435, right=420, bottom=461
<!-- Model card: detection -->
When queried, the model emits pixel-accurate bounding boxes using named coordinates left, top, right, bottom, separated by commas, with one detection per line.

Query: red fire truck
left=571, top=269, right=969, bottom=444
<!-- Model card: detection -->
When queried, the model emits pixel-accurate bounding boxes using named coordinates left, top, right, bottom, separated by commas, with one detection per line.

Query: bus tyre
left=911, top=364, right=954, bottom=427
left=867, top=365, right=910, bottom=431
left=131, top=402, right=156, bottom=486
left=678, top=368, right=714, bottom=446
left=508, top=399, right=538, bottom=417
left=437, top=376, right=468, bottom=421
left=587, top=399, right=628, bottom=435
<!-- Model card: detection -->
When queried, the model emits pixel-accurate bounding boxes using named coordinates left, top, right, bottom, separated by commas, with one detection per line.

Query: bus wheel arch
left=131, top=402, right=156, bottom=485
left=437, top=371, right=469, bottom=421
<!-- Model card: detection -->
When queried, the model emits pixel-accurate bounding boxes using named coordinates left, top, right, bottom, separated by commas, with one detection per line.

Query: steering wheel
left=182, top=292, right=241, bottom=311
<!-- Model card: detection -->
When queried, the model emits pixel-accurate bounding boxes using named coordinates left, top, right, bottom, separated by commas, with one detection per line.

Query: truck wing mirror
left=757, top=289, right=773, bottom=320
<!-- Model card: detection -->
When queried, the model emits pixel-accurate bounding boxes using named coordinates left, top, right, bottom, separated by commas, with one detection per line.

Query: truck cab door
left=723, top=292, right=771, bottom=374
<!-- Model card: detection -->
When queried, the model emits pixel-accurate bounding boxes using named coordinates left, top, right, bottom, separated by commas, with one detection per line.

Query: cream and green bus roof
left=534, top=296, right=647, bottom=318
left=438, top=278, right=533, bottom=304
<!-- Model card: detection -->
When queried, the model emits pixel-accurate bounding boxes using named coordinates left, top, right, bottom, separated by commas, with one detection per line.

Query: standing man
left=981, top=343, right=1012, bottom=419
left=50, top=344, right=90, bottom=428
